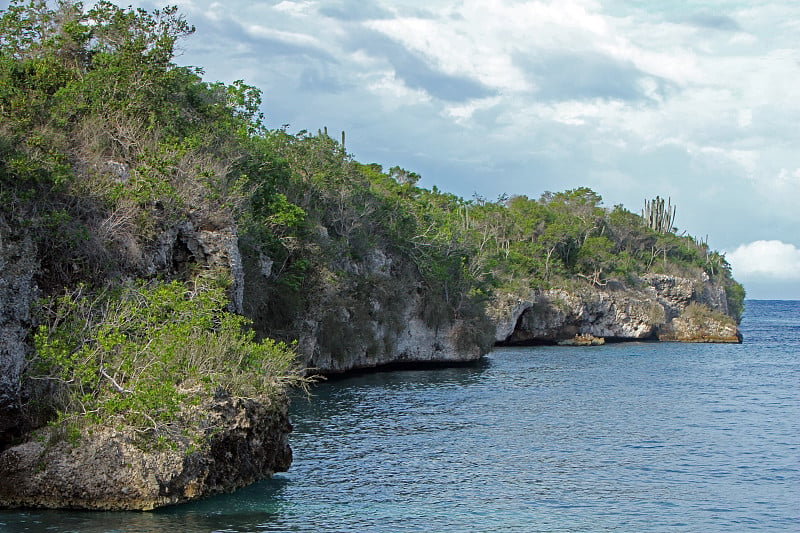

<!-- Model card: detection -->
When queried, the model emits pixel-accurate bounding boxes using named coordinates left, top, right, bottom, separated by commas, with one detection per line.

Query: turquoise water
left=1, top=300, right=798, bottom=532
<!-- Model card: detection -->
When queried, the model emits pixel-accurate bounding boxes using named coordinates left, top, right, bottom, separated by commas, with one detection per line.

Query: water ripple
left=1, top=301, right=798, bottom=532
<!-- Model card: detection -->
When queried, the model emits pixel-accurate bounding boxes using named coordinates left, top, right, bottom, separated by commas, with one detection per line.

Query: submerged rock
left=0, top=394, right=291, bottom=511
left=558, top=334, right=606, bottom=346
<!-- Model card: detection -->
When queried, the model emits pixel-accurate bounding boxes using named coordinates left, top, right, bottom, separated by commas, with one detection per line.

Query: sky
left=5, top=0, right=799, bottom=299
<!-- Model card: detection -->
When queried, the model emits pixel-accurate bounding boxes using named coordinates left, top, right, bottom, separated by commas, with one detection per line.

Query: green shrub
left=681, top=302, right=735, bottom=326
left=725, top=280, right=746, bottom=323
left=28, top=276, right=305, bottom=438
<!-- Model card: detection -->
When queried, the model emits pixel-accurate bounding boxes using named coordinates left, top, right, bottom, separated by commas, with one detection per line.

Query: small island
left=0, top=1, right=743, bottom=510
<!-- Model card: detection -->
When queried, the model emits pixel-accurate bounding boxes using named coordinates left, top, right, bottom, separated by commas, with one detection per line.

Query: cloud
left=726, top=240, right=800, bottom=280
left=682, top=13, right=742, bottom=32
left=318, top=2, right=393, bottom=21
left=515, top=50, right=672, bottom=102
left=298, top=65, right=348, bottom=93
left=347, top=28, right=496, bottom=102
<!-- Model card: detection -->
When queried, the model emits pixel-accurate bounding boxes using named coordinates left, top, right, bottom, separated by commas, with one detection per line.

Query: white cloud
left=776, top=168, right=800, bottom=187
left=120, top=0, right=800, bottom=257
left=367, top=71, right=432, bottom=107
left=243, top=25, right=323, bottom=49
left=726, top=240, right=800, bottom=280
left=444, top=96, right=502, bottom=123
left=737, top=109, right=752, bottom=128
left=272, top=1, right=315, bottom=16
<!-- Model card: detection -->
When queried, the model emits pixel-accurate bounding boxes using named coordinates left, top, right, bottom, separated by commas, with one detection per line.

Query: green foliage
left=28, top=277, right=303, bottom=438
left=725, top=279, right=746, bottom=323
left=0, top=0, right=293, bottom=291
left=1, top=1, right=745, bottom=403
left=576, top=235, right=614, bottom=284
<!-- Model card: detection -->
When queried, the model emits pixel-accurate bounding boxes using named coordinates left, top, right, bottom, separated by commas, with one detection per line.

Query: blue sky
left=5, top=0, right=799, bottom=299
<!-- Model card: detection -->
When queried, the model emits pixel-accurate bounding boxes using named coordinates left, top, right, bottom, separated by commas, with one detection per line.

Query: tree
left=576, top=235, right=614, bottom=285
left=388, top=165, right=420, bottom=186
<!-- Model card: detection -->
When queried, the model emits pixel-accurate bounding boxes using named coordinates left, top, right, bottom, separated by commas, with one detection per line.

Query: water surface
left=1, top=300, right=798, bottom=532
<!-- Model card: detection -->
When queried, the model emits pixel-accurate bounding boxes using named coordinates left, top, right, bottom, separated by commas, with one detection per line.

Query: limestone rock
left=558, top=334, right=605, bottom=346
left=657, top=304, right=742, bottom=343
left=243, top=242, right=494, bottom=375
left=298, top=291, right=492, bottom=374
left=643, top=273, right=695, bottom=320
left=491, top=274, right=740, bottom=345
left=0, top=394, right=291, bottom=511
left=0, top=228, right=38, bottom=445
left=148, top=221, right=244, bottom=313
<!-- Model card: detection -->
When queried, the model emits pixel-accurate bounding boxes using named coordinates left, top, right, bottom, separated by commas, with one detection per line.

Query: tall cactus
left=642, top=196, right=676, bottom=233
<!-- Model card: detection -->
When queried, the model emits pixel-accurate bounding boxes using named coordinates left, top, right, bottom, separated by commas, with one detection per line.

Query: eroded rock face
left=658, top=309, right=742, bottom=343
left=0, top=228, right=38, bottom=446
left=493, top=287, right=664, bottom=344
left=0, top=394, right=291, bottom=511
left=148, top=222, right=244, bottom=313
left=249, top=244, right=494, bottom=374
left=300, top=293, right=492, bottom=374
left=643, top=273, right=695, bottom=320
left=491, top=275, right=740, bottom=345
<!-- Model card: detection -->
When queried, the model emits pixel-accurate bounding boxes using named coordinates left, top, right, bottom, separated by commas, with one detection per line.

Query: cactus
left=642, top=196, right=676, bottom=234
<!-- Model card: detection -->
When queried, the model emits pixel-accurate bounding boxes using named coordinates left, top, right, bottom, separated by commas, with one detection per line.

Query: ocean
left=1, top=300, right=798, bottom=532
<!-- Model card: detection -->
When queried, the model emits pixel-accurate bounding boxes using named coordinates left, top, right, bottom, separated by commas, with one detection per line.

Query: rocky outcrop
left=298, top=292, right=491, bottom=373
left=0, top=227, right=38, bottom=445
left=0, top=393, right=291, bottom=511
left=0, top=212, right=282, bottom=510
left=148, top=221, right=245, bottom=313
left=657, top=303, right=742, bottom=343
left=558, top=334, right=605, bottom=346
left=490, top=274, right=740, bottom=345
left=244, top=241, right=494, bottom=375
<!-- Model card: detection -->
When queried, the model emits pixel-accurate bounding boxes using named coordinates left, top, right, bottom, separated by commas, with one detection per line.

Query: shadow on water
left=317, top=355, right=492, bottom=383
left=293, top=356, right=493, bottom=404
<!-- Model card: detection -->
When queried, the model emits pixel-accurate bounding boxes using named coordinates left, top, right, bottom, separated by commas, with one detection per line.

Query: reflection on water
left=1, top=300, right=798, bottom=532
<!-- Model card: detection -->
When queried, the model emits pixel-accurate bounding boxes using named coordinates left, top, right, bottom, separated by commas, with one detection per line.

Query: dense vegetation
left=0, top=1, right=743, bottom=439
left=0, top=0, right=308, bottom=439
left=32, top=276, right=300, bottom=444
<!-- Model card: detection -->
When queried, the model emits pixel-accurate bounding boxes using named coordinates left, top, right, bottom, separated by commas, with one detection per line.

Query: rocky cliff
left=0, top=225, right=38, bottom=445
left=489, top=273, right=741, bottom=345
left=0, top=393, right=291, bottom=510
left=0, top=213, right=741, bottom=513
left=243, top=243, right=495, bottom=375
left=0, top=215, right=296, bottom=511
left=296, top=291, right=491, bottom=373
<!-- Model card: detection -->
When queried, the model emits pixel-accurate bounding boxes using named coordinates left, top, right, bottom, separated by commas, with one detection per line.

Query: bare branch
left=99, top=366, right=132, bottom=394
